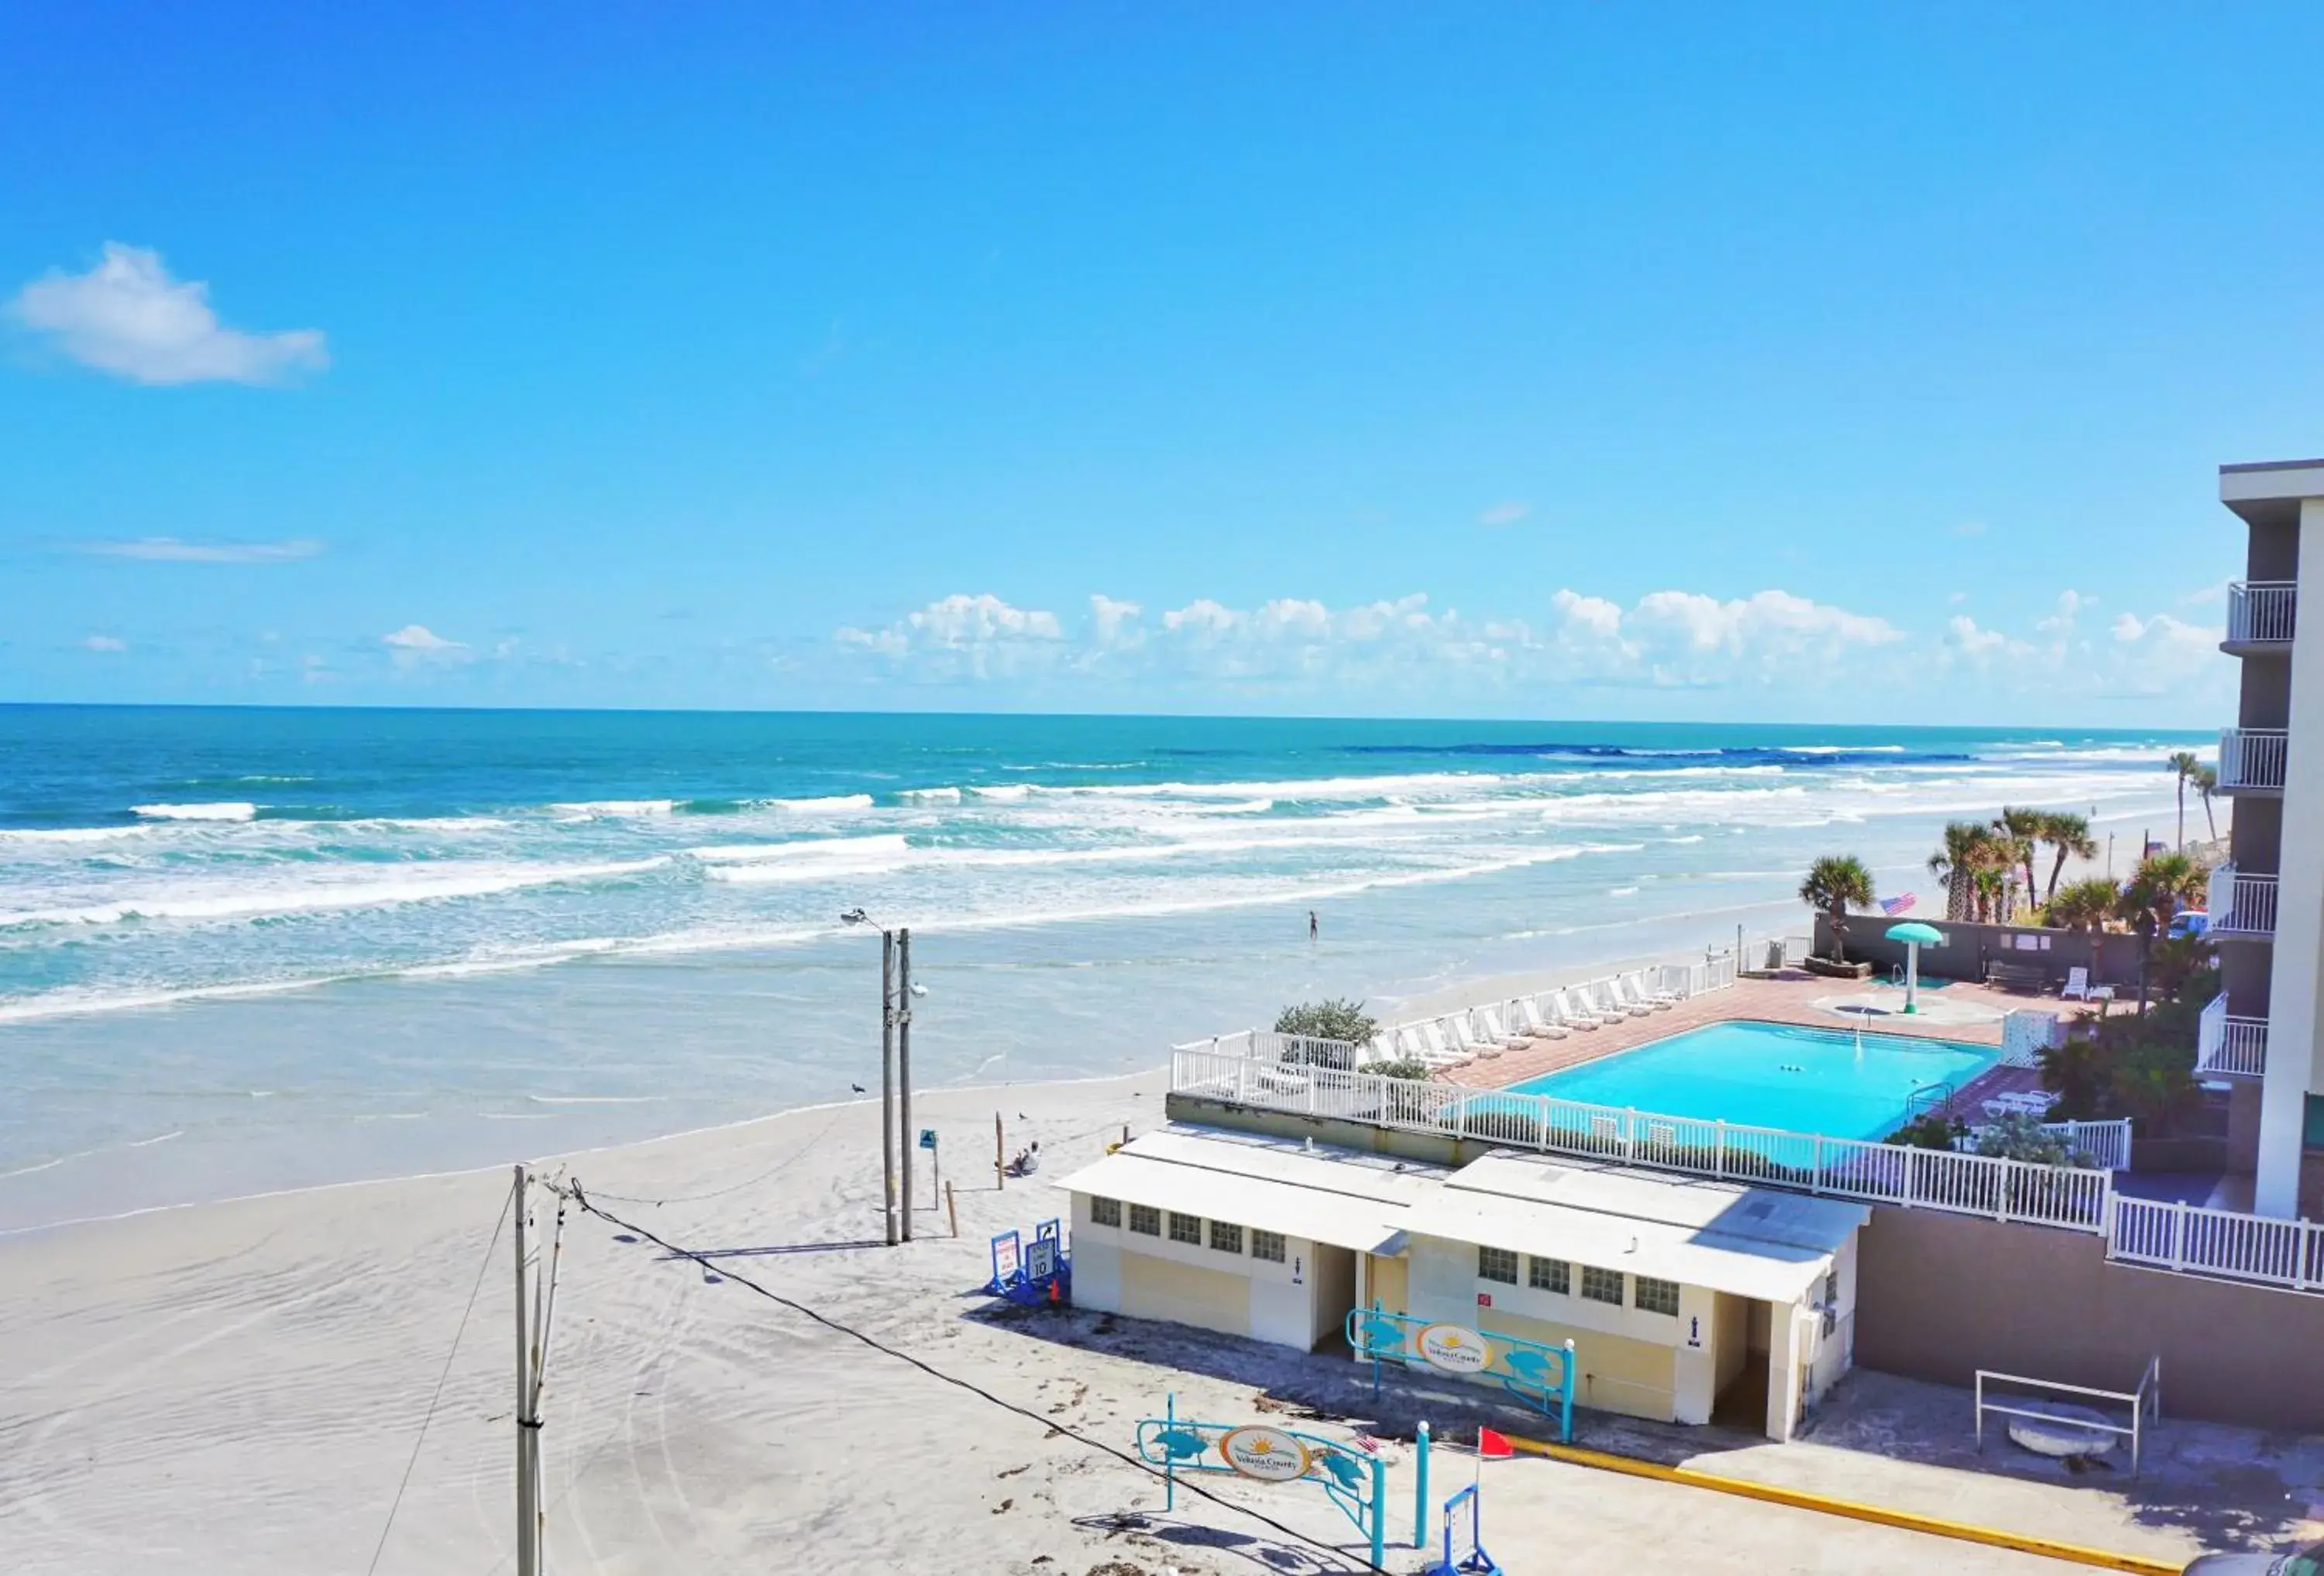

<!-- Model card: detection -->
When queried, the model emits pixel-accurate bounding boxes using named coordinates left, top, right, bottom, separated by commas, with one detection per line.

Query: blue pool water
left=1506, top=1020, right=2002, bottom=1140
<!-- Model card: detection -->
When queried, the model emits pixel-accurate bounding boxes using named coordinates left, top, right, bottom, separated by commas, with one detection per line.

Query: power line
left=366, top=1182, right=514, bottom=1576
left=556, top=1182, right=1390, bottom=1574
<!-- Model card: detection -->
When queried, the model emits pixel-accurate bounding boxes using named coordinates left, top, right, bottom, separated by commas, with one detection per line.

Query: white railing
left=1976, top=1357, right=2161, bottom=1474
left=2219, top=728, right=2289, bottom=792
left=2044, top=1119, right=2133, bottom=1171
left=1170, top=1048, right=2115, bottom=1234
left=2109, top=1196, right=2324, bottom=1293
left=2197, top=993, right=2268, bottom=1078
left=2209, top=865, right=2279, bottom=938
left=2226, top=580, right=2297, bottom=645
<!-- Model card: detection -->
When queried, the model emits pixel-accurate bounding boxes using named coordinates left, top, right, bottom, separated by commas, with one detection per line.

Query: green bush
left=1361, top=1057, right=1434, bottom=1082
left=1972, top=1112, right=2072, bottom=1165
left=1886, top=1113, right=1963, bottom=1151
left=1275, top=998, right=1378, bottom=1048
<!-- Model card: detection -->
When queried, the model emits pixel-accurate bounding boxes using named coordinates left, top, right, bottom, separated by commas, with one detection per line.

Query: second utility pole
left=898, top=926, right=914, bottom=1244
left=881, top=931, right=899, bottom=1247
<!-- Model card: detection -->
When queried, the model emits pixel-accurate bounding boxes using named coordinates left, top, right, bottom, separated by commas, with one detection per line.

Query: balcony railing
left=2197, top=993, right=2268, bottom=1078
left=2219, top=728, right=2289, bottom=793
left=2226, top=580, right=2298, bottom=647
left=2209, top=865, right=2280, bottom=938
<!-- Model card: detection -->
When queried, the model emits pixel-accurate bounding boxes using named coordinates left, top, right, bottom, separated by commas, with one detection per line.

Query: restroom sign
left=1416, top=1322, right=1492, bottom=1374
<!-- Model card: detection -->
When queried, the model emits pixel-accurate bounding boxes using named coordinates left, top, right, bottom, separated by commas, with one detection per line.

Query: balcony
left=2209, top=864, right=2279, bottom=939
left=2218, top=728, right=2288, bottom=796
left=2224, top=580, right=2297, bottom=652
left=2197, top=993, right=2268, bottom=1078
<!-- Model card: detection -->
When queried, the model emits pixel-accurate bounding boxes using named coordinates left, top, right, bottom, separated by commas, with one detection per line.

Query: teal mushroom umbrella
left=1886, top=921, right=1946, bottom=1013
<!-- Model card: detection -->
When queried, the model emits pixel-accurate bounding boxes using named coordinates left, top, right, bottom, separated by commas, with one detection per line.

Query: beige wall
left=1070, top=1189, right=1324, bottom=1349
left=1855, top=1206, right=2324, bottom=1432
left=1120, top=1251, right=1252, bottom=1335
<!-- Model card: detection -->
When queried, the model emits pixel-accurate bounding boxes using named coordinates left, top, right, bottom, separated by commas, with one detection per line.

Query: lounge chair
left=1411, top=1020, right=1471, bottom=1068
left=1593, top=978, right=1653, bottom=1019
left=1982, top=1090, right=2057, bottom=1120
left=1552, top=988, right=1607, bottom=1029
left=1618, top=971, right=1678, bottom=1011
left=2061, top=967, right=2093, bottom=1002
left=1473, top=1003, right=1528, bottom=1051
left=1511, top=995, right=1571, bottom=1041
left=1448, top=1013, right=1501, bottom=1060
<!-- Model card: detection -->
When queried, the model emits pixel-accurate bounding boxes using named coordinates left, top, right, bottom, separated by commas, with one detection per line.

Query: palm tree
left=2193, top=766, right=2219, bottom=844
left=1993, top=807, right=2045, bottom=904
left=2167, top=750, right=2203, bottom=848
left=1800, top=855, right=1875, bottom=962
left=2033, top=810, right=2098, bottom=903
left=2117, top=851, right=2207, bottom=934
left=1928, top=821, right=2001, bottom=923
left=2049, top=875, right=2119, bottom=979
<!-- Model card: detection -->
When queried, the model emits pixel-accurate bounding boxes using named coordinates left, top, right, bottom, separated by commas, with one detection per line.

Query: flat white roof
left=1055, top=1127, right=1435, bottom=1254
left=1059, top=1127, right=1867, bottom=1301
left=1444, top=1151, right=1868, bottom=1254
left=1401, top=1189, right=1836, bottom=1303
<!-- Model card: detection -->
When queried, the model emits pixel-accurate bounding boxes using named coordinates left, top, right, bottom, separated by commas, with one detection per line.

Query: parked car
left=2168, top=910, right=2209, bottom=939
left=2185, top=1541, right=2322, bottom=1574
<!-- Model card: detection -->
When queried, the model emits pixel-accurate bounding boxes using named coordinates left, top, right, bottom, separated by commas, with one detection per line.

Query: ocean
left=0, top=706, right=2206, bottom=1230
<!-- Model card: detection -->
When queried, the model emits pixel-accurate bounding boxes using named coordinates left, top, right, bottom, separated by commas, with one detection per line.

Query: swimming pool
left=1504, top=1020, right=2001, bottom=1141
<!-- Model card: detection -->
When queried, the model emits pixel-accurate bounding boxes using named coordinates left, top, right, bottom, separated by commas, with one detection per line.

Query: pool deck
left=1442, top=972, right=2127, bottom=1124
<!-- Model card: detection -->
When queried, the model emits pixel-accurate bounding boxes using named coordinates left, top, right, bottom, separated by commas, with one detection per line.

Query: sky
left=2, top=3, right=2318, bottom=724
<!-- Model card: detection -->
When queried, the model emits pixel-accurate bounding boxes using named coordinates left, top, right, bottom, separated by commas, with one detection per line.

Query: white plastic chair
left=1619, top=972, right=1677, bottom=1011
left=1448, top=1013, right=1500, bottom=1060
left=2061, top=967, right=2092, bottom=1002
left=1474, top=1003, right=1527, bottom=1050
left=1553, top=988, right=1607, bottom=1029
left=1593, top=978, right=1652, bottom=1019
left=1512, top=996, right=1570, bottom=1041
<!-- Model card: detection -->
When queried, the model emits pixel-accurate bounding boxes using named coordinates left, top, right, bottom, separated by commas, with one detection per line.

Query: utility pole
left=881, top=931, right=899, bottom=1247
left=511, top=1165, right=564, bottom=1576
left=513, top=1167, right=534, bottom=1576
left=899, top=927, right=915, bottom=1244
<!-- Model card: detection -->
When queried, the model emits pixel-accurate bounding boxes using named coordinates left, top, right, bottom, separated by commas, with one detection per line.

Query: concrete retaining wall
left=1814, top=914, right=2141, bottom=990
left=1853, top=1205, right=2324, bottom=1433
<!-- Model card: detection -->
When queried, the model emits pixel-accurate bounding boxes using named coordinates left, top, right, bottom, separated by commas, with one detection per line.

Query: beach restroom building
left=1061, top=1126, right=1867, bottom=1440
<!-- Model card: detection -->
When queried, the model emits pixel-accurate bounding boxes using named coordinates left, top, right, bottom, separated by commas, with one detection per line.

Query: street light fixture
left=841, top=908, right=914, bottom=1244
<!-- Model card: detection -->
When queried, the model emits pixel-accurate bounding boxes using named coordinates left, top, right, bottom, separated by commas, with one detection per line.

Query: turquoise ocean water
left=0, top=707, right=2203, bottom=1228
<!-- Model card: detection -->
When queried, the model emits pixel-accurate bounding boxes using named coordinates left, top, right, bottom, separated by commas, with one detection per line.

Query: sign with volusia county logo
left=1217, top=1426, right=1312, bottom=1482
left=1416, top=1322, right=1492, bottom=1374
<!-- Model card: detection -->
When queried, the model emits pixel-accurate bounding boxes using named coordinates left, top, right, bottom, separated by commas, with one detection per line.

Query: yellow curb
left=1504, top=1434, right=2181, bottom=1574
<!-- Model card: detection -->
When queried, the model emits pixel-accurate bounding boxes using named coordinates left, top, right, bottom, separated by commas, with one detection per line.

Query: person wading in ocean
left=1309, top=910, right=1318, bottom=941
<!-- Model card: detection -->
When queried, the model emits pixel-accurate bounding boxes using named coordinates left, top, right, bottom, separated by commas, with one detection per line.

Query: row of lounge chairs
left=1363, top=970, right=1683, bottom=1072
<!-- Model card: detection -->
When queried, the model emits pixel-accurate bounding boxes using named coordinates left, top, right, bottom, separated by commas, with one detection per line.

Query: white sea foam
left=0, top=857, right=669, bottom=929
left=758, top=793, right=875, bottom=812
left=900, top=786, right=964, bottom=803
left=966, top=785, right=1032, bottom=802
left=686, top=834, right=911, bottom=865
left=0, top=825, right=153, bottom=843
left=132, top=802, right=257, bottom=821
left=550, top=799, right=678, bottom=817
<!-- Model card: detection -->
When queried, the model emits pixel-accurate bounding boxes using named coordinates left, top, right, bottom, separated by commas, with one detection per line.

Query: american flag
left=1879, top=893, right=1917, bottom=916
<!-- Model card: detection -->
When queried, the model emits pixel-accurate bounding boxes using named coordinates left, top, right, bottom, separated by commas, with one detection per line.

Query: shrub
left=1886, top=1113, right=1964, bottom=1151
left=1275, top=998, right=1378, bottom=1049
left=1361, top=1057, right=1433, bottom=1082
left=1972, top=1112, right=2072, bottom=1165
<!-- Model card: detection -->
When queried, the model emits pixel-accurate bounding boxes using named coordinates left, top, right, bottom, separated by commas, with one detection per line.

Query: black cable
left=557, top=1182, right=1391, bottom=1574
left=366, top=1179, right=514, bottom=1576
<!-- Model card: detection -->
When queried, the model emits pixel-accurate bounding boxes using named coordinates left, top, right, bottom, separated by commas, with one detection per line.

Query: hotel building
left=2207, top=458, right=2324, bottom=1217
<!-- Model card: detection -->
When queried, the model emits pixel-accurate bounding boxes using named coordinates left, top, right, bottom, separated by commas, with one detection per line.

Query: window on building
left=1250, top=1229, right=1287, bottom=1262
left=1580, top=1265, right=1624, bottom=1305
left=1168, top=1211, right=1202, bottom=1244
left=1208, top=1220, right=1244, bottom=1254
left=1129, top=1203, right=1160, bottom=1236
left=1528, top=1256, right=1569, bottom=1294
left=1478, top=1245, right=1519, bottom=1284
left=1634, top=1276, right=1680, bottom=1316
left=1089, top=1196, right=1121, bottom=1228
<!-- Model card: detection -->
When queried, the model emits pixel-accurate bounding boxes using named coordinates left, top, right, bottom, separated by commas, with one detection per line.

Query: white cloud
left=1478, top=501, right=1531, bottom=527
left=1943, top=614, right=2017, bottom=661
left=1088, top=594, right=1143, bottom=649
left=383, top=624, right=471, bottom=668
left=10, top=243, right=328, bottom=386
left=837, top=594, right=1065, bottom=682
left=82, top=634, right=126, bottom=653
left=77, top=536, right=323, bottom=563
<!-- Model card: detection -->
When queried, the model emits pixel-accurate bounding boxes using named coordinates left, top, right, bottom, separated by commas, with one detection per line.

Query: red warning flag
left=1477, top=1426, right=1514, bottom=1460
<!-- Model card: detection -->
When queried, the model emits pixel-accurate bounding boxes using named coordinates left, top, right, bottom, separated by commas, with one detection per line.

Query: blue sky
left=2, top=3, right=2317, bottom=723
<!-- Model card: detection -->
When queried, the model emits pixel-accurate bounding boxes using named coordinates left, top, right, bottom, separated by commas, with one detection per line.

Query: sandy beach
left=0, top=1068, right=1392, bottom=1575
